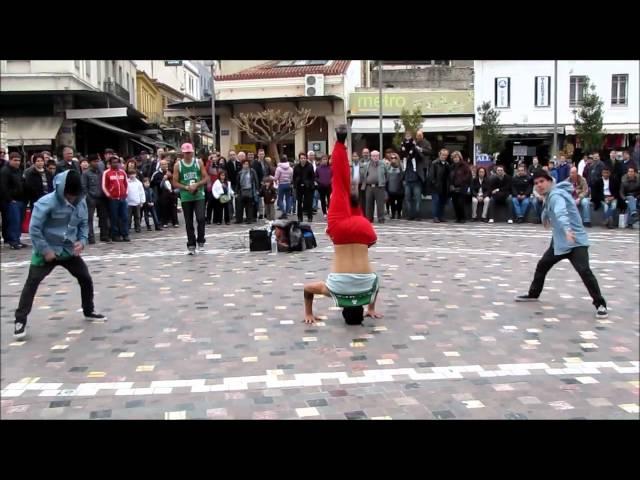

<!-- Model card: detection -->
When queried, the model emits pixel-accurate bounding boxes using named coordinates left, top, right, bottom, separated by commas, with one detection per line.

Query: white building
left=135, top=60, right=203, bottom=101
left=474, top=60, right=640, bottom=164
left=165, top=60, right=362, bottom=157
left=0, top=60, right=153, bottom=155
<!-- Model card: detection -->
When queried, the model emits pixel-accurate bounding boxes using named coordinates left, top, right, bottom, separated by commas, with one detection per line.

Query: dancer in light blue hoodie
left=515, top=171, right=608, bottom=319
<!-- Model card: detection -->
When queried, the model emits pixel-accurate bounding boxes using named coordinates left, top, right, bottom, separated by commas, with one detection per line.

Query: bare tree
left=231, top=109, right=315, bottom=162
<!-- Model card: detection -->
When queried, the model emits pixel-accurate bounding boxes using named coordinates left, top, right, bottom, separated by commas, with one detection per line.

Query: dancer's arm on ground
left=303, top=281, right=330, bottom=324
left=365, top=291, right=384, bottom=319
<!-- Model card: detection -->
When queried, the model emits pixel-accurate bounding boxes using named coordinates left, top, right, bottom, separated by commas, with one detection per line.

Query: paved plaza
left=1, top=220, right=638, bottom=420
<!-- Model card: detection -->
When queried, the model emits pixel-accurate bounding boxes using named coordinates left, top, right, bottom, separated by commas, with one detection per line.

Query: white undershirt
left=603, top=178, right=611, bottom=196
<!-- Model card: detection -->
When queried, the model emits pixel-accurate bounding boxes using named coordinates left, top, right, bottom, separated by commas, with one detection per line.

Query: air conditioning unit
left=304, top=74, right=324, bottom=97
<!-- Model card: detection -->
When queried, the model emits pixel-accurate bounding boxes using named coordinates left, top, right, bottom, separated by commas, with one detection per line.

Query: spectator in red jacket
left=102, top=156, right=130, bottom=242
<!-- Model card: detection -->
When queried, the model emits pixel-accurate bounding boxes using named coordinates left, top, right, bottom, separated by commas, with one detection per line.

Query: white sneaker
left=14, top=322, right=26, bottom=340
left=595, top=305, right=608, bottom=319
left=198, top=243, right=205, bottom=251
left=188, top=246, right=196, bottom=255
left=507, top=219, right=514, bottom=224
left=488, top=219, right=494, bottom=223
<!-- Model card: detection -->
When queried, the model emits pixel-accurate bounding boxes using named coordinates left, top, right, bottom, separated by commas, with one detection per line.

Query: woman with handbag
left=212, top=170, right=235, bottom=225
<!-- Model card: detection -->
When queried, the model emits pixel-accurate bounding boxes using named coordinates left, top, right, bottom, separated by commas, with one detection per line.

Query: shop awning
left=565, top=123, right=639, bottom=135
left=79, top=118, right=167, bottom=148
left=350, top=116, right=474, bottom=134
left=4, top=117, right=63, bottom=146
left=501, top=126, right=564, bottom=135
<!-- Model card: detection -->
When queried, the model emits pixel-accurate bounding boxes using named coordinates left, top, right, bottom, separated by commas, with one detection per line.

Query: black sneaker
left=89, top=238, right=96, bottom=245
left=123, top=237, right=131, bottom=242
left=584, top=222, right=592, bottom=228
left=14, top=322, right=26, bottom=340
left=515, top=294, right=539, bottom=302
left=9, top=243, right=23, bottom=250
left=147, top=226, right=153, bottom=231
left=173, top=224, right=179, bottom=228
left=112, top=237, right=123, bottom=242
left=84, top=312, right=107, bottom=322
left=595, top=305, right=608, bottom=319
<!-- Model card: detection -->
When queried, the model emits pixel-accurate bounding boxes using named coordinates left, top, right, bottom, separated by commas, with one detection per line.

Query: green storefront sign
left=349, top=91, right=474, bottom=116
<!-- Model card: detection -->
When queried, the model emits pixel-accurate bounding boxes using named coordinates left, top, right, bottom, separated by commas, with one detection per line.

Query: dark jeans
left=5, top=200, right=25, bottom=245
left=451, top=191, right=467, bottom=221
left=142, top=203, right=160, bottom=228
left=490, top=195, right=513, bottom=221
left=158, top=191, right=178, bottom=226
left=182, top=199, right=206, bottom=247
left=214, top=198, right=231, bottom=224
left=296, top=186, right=314, bottom=221
left=528, top=243, right=606, bottom=307
left=128, top=205, right=141, bottom=232
left=109, top=198, right=129, bottom=239
left=277, top=183, right=293, bottom=214
left=365, top=185, right=386, bottom=222
left=96, top=197, right=111, bottom=240
left=317, top=184, right=332, bottom=215
left=388, top=191, right=404, bottom=217
left=15, top=256, right=94, bottom=325
left=1, top=200, right=9, bottom=242
left=431, top=192, right=447, bottom=220
left=404, top=182, right=422, bottom=219
left=87, top=199, right=97, bottom=241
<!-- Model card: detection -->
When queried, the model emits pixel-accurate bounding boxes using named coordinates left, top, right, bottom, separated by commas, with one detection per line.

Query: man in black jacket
left=249, top=151, right=264, bottom=220
left=429, top=148, right=450, bottom=223
left=401, top=136, right=427, bottom=221
left=82, top=154, right=108, bottom=243
left=591, top=167, right=620, bottom=228
left=293, top=152, right=315, bottom=222
left=488, top=165, right=513, bottom=224
left=415, top=129, right=433, bottom=174
left=56, top=147, right=80, bottom=175
left=511, top=164, right=533, bottom=223
left=0, top=152, right=27, bottom=249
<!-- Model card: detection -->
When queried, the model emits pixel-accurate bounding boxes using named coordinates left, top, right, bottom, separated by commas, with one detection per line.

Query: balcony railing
left=103, top=81, right=130, bottom=103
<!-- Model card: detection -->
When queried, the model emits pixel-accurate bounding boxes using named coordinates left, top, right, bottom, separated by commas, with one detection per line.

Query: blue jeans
left=277, top=183, right=293, bottom=214
left=577, top=197, right=591, bottom=223
left=404, top=182, right=422, bottom=219
left=626, top=196, right=638, bottom=225
left=601, top=199, right=617, bottom=222
left=431, top=192, right=447, bottom=220
left=511, top=196, right=531, bottom=219
left=5, top=200, right=25, bottom=245
left=109, top=198, right=129, bottom=239
left=312, top=188, right=319, bottom=210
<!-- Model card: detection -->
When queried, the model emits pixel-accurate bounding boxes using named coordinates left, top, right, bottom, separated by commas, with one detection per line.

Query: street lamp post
left=552, top=60, right=558, bottom=159
left=208, top=61, right=217, bottom=153
left=378, top=60, right=383, bottom=152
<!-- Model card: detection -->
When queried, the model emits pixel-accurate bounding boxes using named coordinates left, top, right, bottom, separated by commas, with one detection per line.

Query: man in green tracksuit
left=172, top=143, right=209, bottom=255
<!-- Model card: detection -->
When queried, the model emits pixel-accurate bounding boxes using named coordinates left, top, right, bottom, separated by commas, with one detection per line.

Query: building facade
left=0, top=60, right=164, bottom=157
left=474, top=60, right=640, bottom=166
left=350, top=61, right=475, bottom=159
left=165, top=60, right=362, bottom=158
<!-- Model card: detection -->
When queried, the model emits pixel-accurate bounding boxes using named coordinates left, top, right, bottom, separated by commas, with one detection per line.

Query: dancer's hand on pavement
left=365, top=310, right=384, bottom=319
left=303, top=314, right=320, bottom=325
left=565, top=229, right=575, bottom=243
left=44, top=251, right=56, bottom=262
left=73, top=242, right=84, bottom=256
